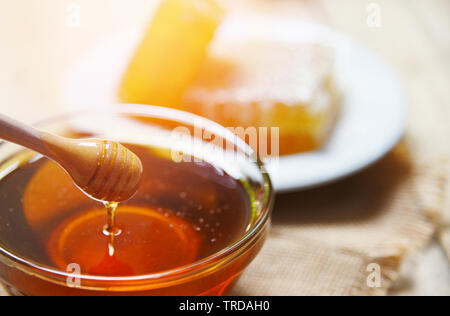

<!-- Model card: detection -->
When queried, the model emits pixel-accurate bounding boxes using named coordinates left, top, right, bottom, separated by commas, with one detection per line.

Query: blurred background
left=0, top=0, right=448, bottom=129
left=0, top=0, right=449, bottom=295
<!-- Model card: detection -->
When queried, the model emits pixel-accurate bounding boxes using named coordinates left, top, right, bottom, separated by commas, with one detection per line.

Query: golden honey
left=0, top=143, right=258, bottom=295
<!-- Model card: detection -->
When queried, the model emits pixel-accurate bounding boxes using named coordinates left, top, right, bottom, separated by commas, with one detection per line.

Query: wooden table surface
left=0, top=0, right=449, bottom=295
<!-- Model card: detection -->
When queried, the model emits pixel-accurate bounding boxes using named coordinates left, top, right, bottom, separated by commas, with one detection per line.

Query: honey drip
left=103, top=201, right=121, bottom=256
left=88, top=201, right=132, bottom=276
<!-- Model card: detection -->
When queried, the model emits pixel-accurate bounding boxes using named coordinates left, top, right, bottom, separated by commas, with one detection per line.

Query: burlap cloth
left=230, top=148, right=447, bottom=296
left=228, top=86, right=450, bottom=295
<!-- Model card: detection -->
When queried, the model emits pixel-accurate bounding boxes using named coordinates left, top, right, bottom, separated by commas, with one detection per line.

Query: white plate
left=62, top=14, right=408, bottom=193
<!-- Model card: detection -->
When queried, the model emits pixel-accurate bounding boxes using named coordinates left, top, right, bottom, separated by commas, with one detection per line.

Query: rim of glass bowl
left=0, top=104, right=274, bottom=292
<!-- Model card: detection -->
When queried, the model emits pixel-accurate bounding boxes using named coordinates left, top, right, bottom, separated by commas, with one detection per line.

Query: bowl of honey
left=0, top=105, right=273, bottom=296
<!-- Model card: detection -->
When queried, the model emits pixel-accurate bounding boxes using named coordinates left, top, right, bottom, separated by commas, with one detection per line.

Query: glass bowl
left=0, top=105, right=273, bottom=296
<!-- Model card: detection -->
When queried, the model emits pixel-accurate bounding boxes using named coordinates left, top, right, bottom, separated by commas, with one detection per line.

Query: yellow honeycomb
left=118, top=0, right=224, bottom=108
left=182, top=40, right=340, bottom=156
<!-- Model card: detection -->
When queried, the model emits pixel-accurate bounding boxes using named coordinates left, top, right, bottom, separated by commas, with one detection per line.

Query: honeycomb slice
left=182, top=40, right=340, bottom=156
left=118, top=0, right=224, bottom=107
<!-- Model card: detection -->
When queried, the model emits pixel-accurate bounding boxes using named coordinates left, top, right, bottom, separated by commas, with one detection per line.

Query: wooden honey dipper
left=0, top=113, right=143, bottom=202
